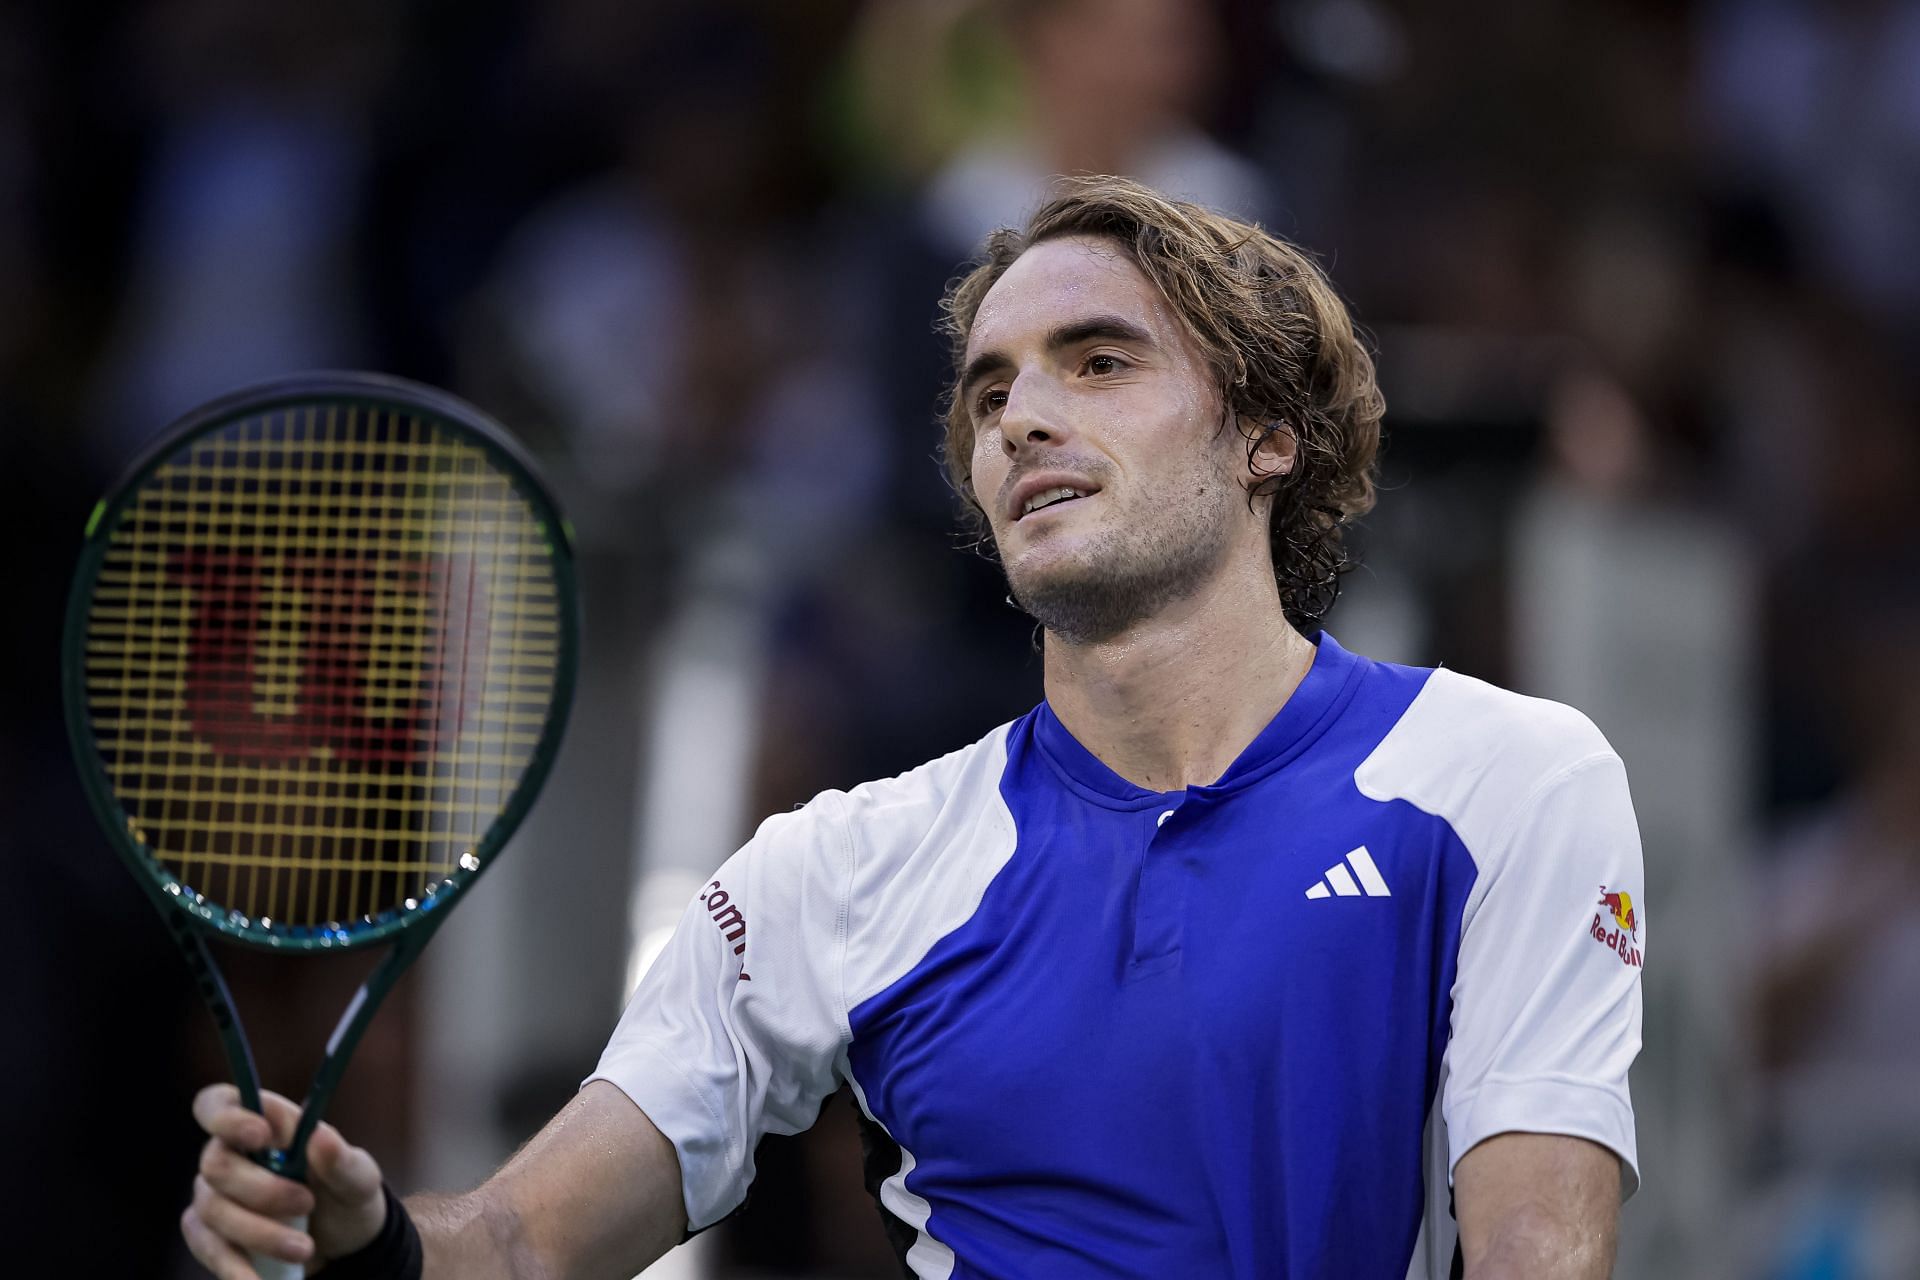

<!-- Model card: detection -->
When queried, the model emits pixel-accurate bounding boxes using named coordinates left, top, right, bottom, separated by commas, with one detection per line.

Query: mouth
left=1009, top=479, right=1102, bottom=523
left=1019, top=486, right=1090, bottom=520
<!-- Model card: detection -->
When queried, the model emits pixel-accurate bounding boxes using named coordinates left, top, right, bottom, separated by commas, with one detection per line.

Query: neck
left=1040, top=565, right=1317, bottom=792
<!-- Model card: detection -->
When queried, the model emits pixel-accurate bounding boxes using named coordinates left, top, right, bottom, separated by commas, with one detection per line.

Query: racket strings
left=82, top=406, right=563, bottom=930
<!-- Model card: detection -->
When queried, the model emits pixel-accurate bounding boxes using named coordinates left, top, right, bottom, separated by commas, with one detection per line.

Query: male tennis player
left=184, top=177, right=1644, bottom=1279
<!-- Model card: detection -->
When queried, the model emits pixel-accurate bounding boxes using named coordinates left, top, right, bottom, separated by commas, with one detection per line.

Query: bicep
left=1454, top=1133, right=1620, bottom=1280
left=481, top=1081, right=687, bottom=1279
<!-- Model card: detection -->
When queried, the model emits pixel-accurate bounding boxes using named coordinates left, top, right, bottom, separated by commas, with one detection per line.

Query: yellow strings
left=84, top=409, right=561, bottom=928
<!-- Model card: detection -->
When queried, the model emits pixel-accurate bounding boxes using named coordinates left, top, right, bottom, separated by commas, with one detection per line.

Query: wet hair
left=938, top=176, right=1383, bottom=630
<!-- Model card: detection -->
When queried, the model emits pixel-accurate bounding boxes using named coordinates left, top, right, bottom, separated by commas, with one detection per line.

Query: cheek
left=969, top=461, right=1008, bottom=528
left=1136, top=393, right=1230, bottom=487
left=970, top=430, right=1006, bottom=492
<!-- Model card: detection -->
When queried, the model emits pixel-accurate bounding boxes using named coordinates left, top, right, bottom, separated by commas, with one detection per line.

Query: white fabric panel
left=1356, top=669, right=1644, bottom=1198
left=586, top=727, right=1018, bottom=1231
left=839, top=728, right=1020, bottom=1008
left=587, top=793, right=856, bottom=1228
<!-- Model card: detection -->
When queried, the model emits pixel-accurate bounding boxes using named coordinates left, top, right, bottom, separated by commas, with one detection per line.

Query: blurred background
left=2, top=0, right=1916, bottom=1276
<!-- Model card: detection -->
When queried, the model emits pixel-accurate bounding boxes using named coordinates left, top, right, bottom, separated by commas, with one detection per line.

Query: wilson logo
left=700, top=879, right=750, bottom=981
left=170, top=551, right=488, bottom=766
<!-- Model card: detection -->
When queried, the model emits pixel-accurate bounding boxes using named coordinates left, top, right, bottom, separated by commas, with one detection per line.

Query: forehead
left=966, top=235, right=1180, bottom=357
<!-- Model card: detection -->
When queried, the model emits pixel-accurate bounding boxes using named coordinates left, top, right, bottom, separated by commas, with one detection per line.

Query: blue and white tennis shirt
left=590, top=633, right=1645, bottom=1278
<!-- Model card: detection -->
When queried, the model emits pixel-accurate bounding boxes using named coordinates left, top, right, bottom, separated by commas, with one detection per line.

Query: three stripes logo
left=1303, top=846, right=1391, bottom=899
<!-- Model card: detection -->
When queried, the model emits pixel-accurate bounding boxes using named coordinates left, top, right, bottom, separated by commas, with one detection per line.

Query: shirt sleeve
left=585, top=793, right=854, bottom=1229
left=1442, top=752, right=1645, bottom=1197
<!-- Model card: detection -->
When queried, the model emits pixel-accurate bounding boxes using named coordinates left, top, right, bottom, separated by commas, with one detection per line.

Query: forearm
left=412, top=1188, right=545, bottom=1280
left=1456, top=1134, right=1621, bottom=1280
left=406, top=1083, right=686, bottom=1280
left=1464, top=1202, right=1616, bottom=1280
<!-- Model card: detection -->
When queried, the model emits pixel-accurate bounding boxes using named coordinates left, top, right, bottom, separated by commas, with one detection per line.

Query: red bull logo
left=1590, top=885, right=1643, bottom=967
left=1599, top=888, right=1636, bottom=937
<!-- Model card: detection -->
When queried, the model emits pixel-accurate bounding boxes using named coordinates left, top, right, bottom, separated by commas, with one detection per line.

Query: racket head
left=63, top=372, right=579, bottom=952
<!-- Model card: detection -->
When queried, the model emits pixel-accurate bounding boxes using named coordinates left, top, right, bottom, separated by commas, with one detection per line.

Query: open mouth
left=1017, top=486, right=1092, bottom=520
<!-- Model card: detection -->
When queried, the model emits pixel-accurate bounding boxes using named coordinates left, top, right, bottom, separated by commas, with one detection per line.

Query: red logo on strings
left=171, top=552, right=488, bottom=765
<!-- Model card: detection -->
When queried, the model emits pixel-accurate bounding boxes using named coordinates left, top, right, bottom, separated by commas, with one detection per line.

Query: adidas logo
left=1304, top=846, right=1391, bottom=899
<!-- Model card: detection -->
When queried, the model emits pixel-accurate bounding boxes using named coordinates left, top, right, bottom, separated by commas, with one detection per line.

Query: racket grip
left=247, top=1213, right=308, bottom=1280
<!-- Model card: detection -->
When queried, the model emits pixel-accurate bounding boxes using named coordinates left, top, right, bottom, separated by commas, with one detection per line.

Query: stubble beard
left=1002, top=474, right=1240, bottom=646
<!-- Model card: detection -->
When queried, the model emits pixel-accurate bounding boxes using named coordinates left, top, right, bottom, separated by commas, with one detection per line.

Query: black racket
left=62, top=372, right=580, bottom=1277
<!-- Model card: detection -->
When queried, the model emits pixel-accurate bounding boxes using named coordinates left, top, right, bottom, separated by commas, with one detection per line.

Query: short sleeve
left=585, top=794, right=854, bottom=1229
left=1442, top=753, right=1645, bottom=1197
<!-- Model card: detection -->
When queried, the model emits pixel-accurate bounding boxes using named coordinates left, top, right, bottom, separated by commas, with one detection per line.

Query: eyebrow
left=959, top=314, right=1157, bottom=407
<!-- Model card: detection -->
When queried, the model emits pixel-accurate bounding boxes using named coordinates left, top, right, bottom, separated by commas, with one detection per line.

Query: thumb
left=306, top=1123, right=384, bottom=1204
left=303, top=1123, right=388, bottom=1260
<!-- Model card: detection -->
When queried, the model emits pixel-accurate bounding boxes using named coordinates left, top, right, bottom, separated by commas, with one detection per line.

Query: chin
left=1002, top=512, right=1235, bottom=644
left=1004, top=547, right=1149, bottom=644
left=1004, top=540, right=1098, bottom=594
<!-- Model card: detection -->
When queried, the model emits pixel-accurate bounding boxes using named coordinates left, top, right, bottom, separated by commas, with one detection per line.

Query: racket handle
left=247, top=1213, right=308, bottom=1280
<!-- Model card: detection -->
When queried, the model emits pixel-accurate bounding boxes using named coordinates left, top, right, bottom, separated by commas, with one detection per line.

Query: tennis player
left=183, top=177, right=1644, bottom=1279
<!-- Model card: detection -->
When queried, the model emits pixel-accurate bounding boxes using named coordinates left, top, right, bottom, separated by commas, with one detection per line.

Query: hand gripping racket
left=62, top=373, right=579, bottom=1279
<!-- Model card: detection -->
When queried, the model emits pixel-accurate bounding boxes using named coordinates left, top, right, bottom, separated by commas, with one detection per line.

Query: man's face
left=962, top=235, right=1272, bottom=644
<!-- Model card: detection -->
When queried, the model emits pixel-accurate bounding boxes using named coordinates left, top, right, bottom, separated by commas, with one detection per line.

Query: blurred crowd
left=2, top=1, right=1917, bottom=1276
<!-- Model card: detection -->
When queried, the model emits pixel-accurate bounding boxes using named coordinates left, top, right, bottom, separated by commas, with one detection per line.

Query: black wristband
left=313, top=1184, right=423, bottom=1280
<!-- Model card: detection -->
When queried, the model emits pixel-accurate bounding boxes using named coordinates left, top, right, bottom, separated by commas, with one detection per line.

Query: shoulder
left=755, top=718, right=1020, bottom=870
left=1354, top=664, right=1625, bottom=855
left=1366, top=665, right=1616, bottom=777
left=827, top=719, right=1030, bottom=1007
left=719, top=722, right=1021, bottom=969
left=836, top=720, right=1018, bottom=838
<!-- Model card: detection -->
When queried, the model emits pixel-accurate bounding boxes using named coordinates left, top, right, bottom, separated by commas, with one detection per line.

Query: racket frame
left=61, top=371, right=580, bottom=1181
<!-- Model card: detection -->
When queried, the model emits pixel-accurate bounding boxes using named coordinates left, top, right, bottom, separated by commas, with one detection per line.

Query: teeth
left=1021, top=486, right=1085, bottom=516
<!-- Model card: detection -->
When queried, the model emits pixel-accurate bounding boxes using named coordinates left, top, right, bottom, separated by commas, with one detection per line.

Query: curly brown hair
left=938, top=176, right=1383, bottom=630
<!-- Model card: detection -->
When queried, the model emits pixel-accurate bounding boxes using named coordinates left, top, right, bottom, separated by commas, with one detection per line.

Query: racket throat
left=326, top=985, right=372, bottom=1058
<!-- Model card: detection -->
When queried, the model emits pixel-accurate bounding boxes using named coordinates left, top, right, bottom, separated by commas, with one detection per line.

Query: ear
left=1245, top=419, right=1297, bottom=483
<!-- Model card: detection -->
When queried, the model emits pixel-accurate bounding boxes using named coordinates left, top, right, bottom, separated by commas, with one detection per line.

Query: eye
left=1084, top=354, right=1125, bottom=376
left=975, top=387, right=1008, bottom=417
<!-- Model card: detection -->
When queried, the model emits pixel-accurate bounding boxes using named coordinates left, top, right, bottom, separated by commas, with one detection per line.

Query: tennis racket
left=62, top=372, right=579, bottom=1279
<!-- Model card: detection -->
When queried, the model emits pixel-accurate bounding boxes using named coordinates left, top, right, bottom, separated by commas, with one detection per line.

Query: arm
left=184, top=1081, right=685, bottom=1280
left=1361, top=693, right=1645, bottom=1274
left=1454, top=1133, right=1620, bottom=1280
left=1422, top=741, right=1644, bottom=1245
left=412, top=1081, right=685, bottom=1279
left=188, top=796, right=851, bottom=1278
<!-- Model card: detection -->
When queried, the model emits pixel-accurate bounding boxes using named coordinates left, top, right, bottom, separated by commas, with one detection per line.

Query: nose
left=997, top=371, right=1071, bottom=457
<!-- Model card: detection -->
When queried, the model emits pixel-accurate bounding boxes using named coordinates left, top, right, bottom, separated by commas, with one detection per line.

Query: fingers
left=188, top=1175, right=313, bottom=1270
left=198, top=1137, right=317, bottom=1220
left=193, top=1084, right=267, bottom=1150
left=187, top=1085, right=384, bottom=1265
left=192, top=1084, right=303, bottom=1149
left=180, top=1202, right=262, bottom=1280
